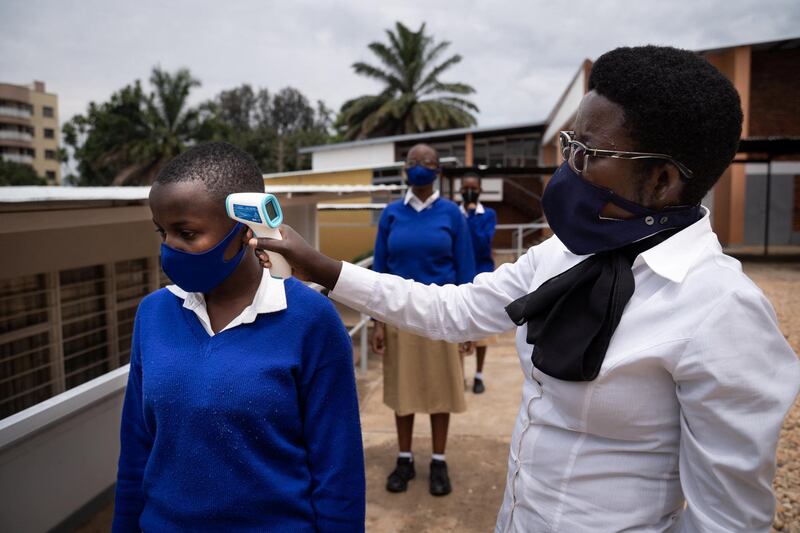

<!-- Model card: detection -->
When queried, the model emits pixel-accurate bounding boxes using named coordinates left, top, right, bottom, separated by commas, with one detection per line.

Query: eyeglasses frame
left=559, top=130, right=694, bottom=180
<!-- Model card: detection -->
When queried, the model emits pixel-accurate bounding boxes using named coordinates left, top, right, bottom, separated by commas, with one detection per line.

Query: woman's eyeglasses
left=559, top=131, right=694, bottom=180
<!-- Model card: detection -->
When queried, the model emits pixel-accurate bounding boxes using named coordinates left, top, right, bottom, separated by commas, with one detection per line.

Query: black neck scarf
left=504, top=229, right=681, bottom=382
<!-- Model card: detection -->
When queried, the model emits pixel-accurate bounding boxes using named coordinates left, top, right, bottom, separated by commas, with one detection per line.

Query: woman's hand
left=371, top=321, right=385, bottom=355
left=248, top=225, right=343, bottom=289
left=459, top=341, right=474, bottom=355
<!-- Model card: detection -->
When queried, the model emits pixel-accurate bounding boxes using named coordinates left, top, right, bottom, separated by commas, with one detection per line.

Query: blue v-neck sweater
left=373, top=198, right=476, bottom=285
left=112, top=278, right=365, bottom=533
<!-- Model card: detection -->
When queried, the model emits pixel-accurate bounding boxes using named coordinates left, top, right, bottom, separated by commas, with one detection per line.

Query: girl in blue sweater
left=112, top=142, right=365, bottom=533
left=369, top=144, right=475, bottom=497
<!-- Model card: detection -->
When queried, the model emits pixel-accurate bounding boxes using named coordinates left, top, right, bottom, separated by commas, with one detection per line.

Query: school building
left=0, top=36, right=798, bottom=532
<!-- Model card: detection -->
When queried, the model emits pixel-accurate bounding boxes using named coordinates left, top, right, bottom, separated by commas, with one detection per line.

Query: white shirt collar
left=404, top=189, right=440, bottom=212
left=459, top=202, right=486, bottom=216
left=166, top=268, right=287, bottom=336
left=555, top=205, right=714, bottom=284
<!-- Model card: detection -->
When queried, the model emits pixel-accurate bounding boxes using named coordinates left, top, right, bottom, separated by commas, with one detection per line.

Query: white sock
left=398, top=451, right=413, bottom=462
left=431, top=453, right=446, bottom=462
left=475, top=372, right=484, bottom=380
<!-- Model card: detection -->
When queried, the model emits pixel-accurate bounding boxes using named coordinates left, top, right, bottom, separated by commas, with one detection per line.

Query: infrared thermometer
left=225, top=193, right=292, bottom=279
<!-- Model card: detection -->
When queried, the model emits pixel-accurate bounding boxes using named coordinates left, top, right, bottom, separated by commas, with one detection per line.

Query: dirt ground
left=74, top=260, right=799, bottom=533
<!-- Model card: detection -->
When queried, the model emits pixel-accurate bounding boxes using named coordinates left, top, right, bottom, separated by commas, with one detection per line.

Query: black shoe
left=473, top=377, right=486, bottom=394
left=429, top=459, right=452, bottom=496
left=386, top=457, right=415, bottom=492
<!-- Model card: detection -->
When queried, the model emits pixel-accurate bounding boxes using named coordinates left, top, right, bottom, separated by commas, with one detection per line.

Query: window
left=45, top=150, right=57, bottom=160
left=43, top=106, right=54, bottom=118
left=46, top=171, right=56, bottom=181
left=44, top=128, right=55, bottom=139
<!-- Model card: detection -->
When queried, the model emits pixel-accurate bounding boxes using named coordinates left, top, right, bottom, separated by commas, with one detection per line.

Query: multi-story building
left=0, top=81, right=61, bottom=184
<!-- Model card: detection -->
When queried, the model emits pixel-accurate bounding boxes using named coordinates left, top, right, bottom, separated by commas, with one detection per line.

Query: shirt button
left=645, top=216, right=655, bottom=226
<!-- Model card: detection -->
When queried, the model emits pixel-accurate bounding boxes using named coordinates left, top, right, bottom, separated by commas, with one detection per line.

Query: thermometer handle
left=251, top=226, right=292, bottom=279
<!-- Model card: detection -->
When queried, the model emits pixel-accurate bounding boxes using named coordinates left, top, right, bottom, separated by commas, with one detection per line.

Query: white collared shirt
left=404, top=189, right=440, bottom=212
left=331, top=207, right=799, bottom=532
left=459, top=201, right=486, bottom=216
left=166, top=269, right=287, bottom=336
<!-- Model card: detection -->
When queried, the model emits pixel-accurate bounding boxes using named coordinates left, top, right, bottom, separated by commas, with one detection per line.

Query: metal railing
left=1, top=153, right=34, bottom=165
left=0, top=130, right=33, bottom=142
left=495, top=221, right=549, bottom=258
left=0, top=106, right=32, bottom=119
left=309, top=255, right=373, bottom=374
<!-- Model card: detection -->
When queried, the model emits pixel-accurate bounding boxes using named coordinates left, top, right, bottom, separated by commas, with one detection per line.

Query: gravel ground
left=743, top=262, right=800, bottom=533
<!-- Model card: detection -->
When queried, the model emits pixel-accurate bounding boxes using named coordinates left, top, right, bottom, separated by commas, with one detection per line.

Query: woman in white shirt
left=251, top=45, right=799, bottom=532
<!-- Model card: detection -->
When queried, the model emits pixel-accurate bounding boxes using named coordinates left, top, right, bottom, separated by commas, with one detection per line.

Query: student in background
left=371, top=143, right=475, bottom=496
left=112, top=142, right=364, bottom=533
left=459, top=172, right=497, bottom=394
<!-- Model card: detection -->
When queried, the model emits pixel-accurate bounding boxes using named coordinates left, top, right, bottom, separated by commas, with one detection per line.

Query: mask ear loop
left=221, top=223, right=248, bottom=262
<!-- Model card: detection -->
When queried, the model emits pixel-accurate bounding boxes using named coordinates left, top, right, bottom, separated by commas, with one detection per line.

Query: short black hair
left=155, top=141, right=264, bottom=201
left=588, top=45, right=743, bottom=205
left=462, top=171, right=481, bottom=183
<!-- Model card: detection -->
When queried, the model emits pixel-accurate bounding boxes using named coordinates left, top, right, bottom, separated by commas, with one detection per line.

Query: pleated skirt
left=383, top=325, right=466, bottom=416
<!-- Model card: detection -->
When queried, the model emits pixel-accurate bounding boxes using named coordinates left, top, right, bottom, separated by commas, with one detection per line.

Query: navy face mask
left=541, top=162, right=700, bottom=255
left=160, top=222, right=247, bottom=293
left=405, top=164, right=439, bottom=186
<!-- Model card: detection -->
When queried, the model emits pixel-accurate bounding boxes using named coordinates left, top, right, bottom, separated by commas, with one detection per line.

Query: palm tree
left=113, top=67, right=201, bottom=185
left=338, top=22, right=479, bottom=140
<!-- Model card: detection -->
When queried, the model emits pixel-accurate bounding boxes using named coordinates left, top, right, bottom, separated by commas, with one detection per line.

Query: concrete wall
left=29, top=86, right=60, bottom=183
left=311, top=142, right=394, bottom=170
left=0, top=368, right=127, bottom=533
left=0, top=205, right=159, bottom=279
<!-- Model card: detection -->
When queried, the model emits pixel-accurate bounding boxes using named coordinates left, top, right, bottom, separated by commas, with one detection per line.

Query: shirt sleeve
left=300, top=307, right=365, bottom=532
left=672, top=289, right=799, bottom=532
left=372, top=207, right=390, bottom=274
left=453, top=211, right=477, bottom=285
left=112, top=311, right=154, bottom=533
left=468, top=209, right=496, bottom=260
left=331, top=241, right=543, bottom=342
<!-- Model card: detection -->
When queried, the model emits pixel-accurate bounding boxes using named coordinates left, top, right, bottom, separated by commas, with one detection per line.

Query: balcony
left=0, top=106, right=32, bottom=120
left=1, top=153, right=34, bottom=165
left=0, top=130, right=33, bottom=143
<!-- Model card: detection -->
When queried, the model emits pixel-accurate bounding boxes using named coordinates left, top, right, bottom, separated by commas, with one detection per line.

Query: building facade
left=542, top=38, right=800, bottom=247
left=0, top=81, right=61, bottom=183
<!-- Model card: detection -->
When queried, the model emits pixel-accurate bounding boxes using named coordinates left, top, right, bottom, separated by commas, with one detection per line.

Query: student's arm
left=300, top=306, right=365, bottom=532
left=671, top=290, right=799, bottom=532
left=469, top=209, right=496, bottom=259
left=112, top=313, right=153, bottom=533
left=251, top=225, right=541, bottom=342
left=453, top=212, right=476, bottom=285
left=372, top=207, right=390, bottom=274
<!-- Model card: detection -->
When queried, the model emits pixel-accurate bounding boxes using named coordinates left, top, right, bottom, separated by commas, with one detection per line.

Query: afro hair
left=588, top=45, right=743, bottom=205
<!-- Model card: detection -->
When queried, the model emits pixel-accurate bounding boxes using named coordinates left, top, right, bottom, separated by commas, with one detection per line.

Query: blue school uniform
left=461, top=202, right=497, bottom=274
left=373, top=191, right=476, bottom=284
left=112, top=273, right=365, bottom=533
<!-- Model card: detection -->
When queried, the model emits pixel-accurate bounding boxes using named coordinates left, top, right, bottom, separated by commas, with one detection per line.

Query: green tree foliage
left=337, top=22, right=479, bottom=140
left=64, top=68, right=333, bottom=185
left=199, top=85, right=332, bottom=172
left=64, top=68, right=202, bottom=186
left=0, top=160, right=46, bottom=186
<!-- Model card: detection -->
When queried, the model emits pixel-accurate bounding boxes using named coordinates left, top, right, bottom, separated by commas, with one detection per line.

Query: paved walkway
left=357, top=330, right=521, bottom=533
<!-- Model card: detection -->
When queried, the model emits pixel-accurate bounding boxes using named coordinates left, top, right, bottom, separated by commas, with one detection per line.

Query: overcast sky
left=1, top=0, right=798, bottom=130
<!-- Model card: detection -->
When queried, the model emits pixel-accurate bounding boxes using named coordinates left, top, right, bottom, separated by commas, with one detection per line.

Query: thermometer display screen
left=265, top=201, right=278, bottom=220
